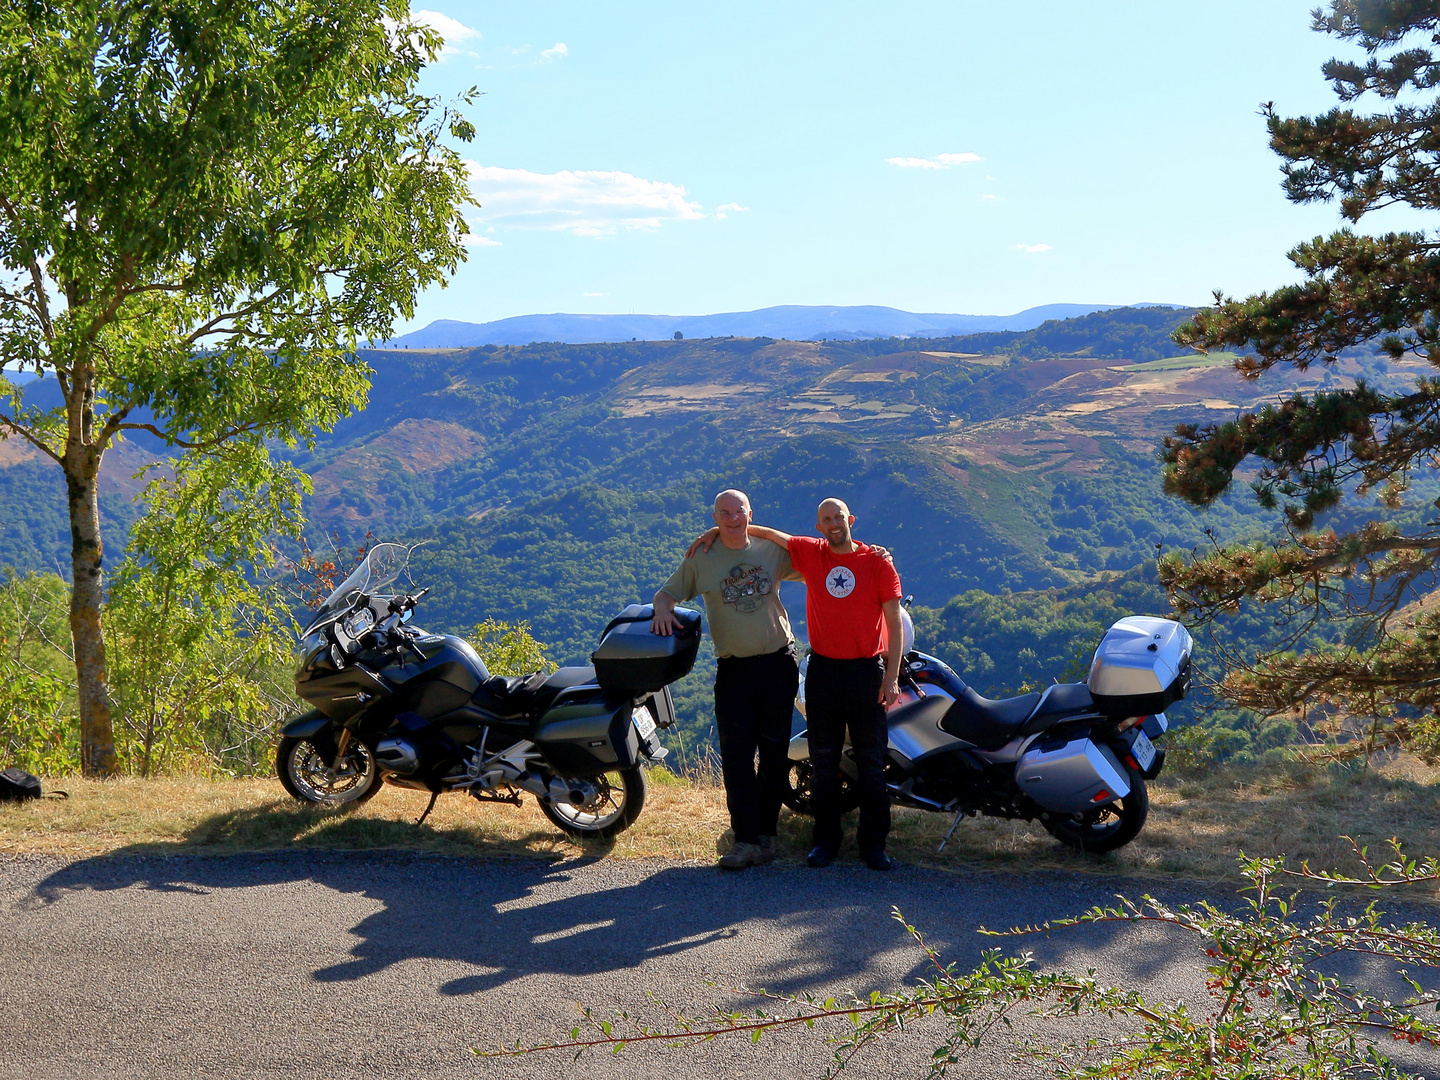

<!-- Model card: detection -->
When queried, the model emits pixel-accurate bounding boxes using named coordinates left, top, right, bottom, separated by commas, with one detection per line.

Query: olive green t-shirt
left=659, top=538, right=800, bottom=658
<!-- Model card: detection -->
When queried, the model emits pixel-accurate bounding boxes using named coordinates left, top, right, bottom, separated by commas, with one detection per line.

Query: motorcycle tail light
left=1117, top=715, right=1145, bottom=733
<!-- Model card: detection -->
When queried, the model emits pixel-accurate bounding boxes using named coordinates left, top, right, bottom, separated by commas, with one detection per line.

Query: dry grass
left=2, top=759, right=1437, bottom=896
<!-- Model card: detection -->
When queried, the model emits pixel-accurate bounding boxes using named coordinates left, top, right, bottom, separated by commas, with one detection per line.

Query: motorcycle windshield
left=303, top=543, right=408, bottom=635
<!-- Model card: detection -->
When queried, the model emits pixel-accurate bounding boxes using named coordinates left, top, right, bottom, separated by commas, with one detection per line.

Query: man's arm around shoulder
left=747, top=524, right=794, bottom=547
left=687, top=522, right=796, bottom=557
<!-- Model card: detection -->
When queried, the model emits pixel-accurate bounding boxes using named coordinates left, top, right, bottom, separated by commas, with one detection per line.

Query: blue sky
left=398, top=1, right=1403, bottom=332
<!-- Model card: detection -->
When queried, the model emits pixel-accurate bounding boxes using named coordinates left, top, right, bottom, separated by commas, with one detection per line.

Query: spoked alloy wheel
left=539, top=766, right=647, bottom=840
left=1041, top=770, right=1149, bottom=853
left=277, top=734, right=381, bottom=807
left=780, top=758, right=860, bottom=817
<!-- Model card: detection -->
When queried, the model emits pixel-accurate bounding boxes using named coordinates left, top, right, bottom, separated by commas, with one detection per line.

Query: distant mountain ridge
left=380, top=302, right=1183, bottom=348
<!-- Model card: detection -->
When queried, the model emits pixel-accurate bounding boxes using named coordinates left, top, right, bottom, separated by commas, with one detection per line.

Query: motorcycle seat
left=939, top=688, right=1042, bottom=750
left=1020, top=681, right=1097, bottom=735
left=473, top=665, right=599, bottom=721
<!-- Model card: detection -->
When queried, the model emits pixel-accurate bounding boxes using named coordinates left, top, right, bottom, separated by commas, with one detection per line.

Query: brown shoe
left=758, top=835, right=777, bottom=864
left=718, top=841, right=765, bottom=870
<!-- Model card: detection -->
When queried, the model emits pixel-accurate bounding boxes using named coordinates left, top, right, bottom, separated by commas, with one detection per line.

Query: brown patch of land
left=0, top=437, right=42, bottom=468
left=359, top=418, right=484, bottom=473
left=308, top=419, right=485, bottom=524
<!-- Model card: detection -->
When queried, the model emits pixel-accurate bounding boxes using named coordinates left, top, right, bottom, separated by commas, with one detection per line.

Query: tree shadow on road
left=21, top=801, right=1273, bottom=1004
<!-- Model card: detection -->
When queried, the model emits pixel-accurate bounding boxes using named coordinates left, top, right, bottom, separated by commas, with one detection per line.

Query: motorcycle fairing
left=887, top=696, right=972, bottom=766
left=297, top=662, right=391, bottom=722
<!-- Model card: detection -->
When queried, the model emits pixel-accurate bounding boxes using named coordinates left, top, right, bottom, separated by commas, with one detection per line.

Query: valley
left=1, top=306, right=1407, bottom=752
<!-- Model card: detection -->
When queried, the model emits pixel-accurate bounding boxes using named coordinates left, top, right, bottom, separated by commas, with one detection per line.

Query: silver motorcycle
left=783, top=611, right=1189, bottom=853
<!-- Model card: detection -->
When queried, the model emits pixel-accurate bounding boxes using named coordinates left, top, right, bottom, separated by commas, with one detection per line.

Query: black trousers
left=805, top=653, right=890, bottom=852
left=714, top=646, right=801, bottom=844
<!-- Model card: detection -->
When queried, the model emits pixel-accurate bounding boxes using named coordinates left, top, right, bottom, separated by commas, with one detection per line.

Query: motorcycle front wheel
left=539, top=766, right=647, bottom=840
left=1041, top=770, right=1148, bottom=853
left=780, top=759, right=860, bottom=817
left=277, top=734, right=381, bottom=807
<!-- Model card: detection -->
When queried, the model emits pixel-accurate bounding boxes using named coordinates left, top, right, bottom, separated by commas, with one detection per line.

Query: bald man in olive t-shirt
left=652, top=489, right=802, bottom=871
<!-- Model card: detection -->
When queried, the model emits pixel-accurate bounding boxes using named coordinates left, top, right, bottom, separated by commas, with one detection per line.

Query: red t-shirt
left=788, top=536, right=903, bottom=659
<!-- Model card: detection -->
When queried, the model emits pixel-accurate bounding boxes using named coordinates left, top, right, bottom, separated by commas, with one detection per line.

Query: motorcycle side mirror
left=902, top=594, right=914, bottom=609
left=400, top=609, right=413, bottom=624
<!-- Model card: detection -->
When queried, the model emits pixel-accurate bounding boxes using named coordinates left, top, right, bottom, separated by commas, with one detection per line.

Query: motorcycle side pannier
left=534, top=700, right=641, bottom=774
left=1088, top=616, right=1192, bottom=717
left=592, top=603, right=701, bottom=692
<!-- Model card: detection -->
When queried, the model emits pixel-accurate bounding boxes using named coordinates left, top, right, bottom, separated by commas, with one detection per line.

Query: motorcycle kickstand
left=937, top=809, right=965, bottom=853
left=415, top=790, right=440, bottom=828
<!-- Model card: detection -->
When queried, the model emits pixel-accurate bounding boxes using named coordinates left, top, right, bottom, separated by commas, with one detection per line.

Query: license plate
left=1130, top=729, right=1156, bottom=772
left=633, top=709, right=657, bottom=740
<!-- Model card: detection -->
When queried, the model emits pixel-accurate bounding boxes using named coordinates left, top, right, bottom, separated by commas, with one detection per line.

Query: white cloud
left=887, top=152, right=983, bottom=170
left=467, top=163, right=705, bottom=237
left=462, top=232, right=501, bottom=247
left=717, top=202, right=750, bottom=212
left=540, top=42, right=569, bottom=61
left=981, top=193, right=999, bottom=201
left=583, top=291, right=608, bottom=297
left=408, top=10, right=482, bottom=58
left=1014, top=243, right=1053, bottom=253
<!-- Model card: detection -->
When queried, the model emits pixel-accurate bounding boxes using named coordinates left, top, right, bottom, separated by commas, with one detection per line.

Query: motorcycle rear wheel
left=781, top=759, right=860, bottom=817
left=539, top=766, right=646, bottom=840
left=1041, top=770, right=1148, bottom=853
left=277, top=734, right=381, bottom=807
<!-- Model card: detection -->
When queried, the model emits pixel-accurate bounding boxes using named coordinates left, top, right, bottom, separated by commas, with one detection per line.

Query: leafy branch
left=478, top=849, right=1440, bottom=1078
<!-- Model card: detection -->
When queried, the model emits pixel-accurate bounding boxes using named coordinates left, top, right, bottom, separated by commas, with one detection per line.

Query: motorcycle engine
left=375, top=736, right=421, bottom=775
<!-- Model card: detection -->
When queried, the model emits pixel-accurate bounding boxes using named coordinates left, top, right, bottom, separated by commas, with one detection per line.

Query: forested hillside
left=2, top=304, right=1410, bottom=752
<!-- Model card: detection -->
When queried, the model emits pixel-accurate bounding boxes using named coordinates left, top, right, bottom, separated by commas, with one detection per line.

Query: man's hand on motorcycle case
left=650, top=593, right=684, bottom=636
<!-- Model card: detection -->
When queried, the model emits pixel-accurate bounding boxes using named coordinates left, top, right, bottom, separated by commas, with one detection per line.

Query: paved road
left=0, top=851, right=1429, bottom=1079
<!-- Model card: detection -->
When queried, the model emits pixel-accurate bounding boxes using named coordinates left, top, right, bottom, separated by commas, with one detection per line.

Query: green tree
left=107, top=448, right=302, bottom=777
left=1162, top=1, right=1440, bottom=761
left=0, top=569, right=79, bottom=774
left=0, top=0, right=473, bottom=774
left=469, top=618, right=557, bottom=678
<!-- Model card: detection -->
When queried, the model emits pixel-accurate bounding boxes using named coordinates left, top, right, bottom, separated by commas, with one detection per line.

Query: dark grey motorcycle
left=277, top=544, right=698, bottom=839
left=784, top=611, right=1190, bottom=853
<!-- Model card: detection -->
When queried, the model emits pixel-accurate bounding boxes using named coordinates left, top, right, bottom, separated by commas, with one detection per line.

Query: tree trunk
left=65, top=453, right=117, bottom=776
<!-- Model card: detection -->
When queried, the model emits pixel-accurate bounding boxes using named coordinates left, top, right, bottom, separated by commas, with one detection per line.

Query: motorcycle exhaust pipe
left=515, top=771, right=587, bottom=806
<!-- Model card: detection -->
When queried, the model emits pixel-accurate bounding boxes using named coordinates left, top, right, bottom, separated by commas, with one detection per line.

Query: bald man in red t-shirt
left=742, top=498, right=904, bottom=871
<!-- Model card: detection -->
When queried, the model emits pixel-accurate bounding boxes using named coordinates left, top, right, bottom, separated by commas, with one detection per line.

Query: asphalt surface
left=0, top=849, right=1432, bottom=1080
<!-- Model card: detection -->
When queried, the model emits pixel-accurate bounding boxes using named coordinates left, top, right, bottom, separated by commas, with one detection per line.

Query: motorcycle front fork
left=332, top=728, right=353, bottom=771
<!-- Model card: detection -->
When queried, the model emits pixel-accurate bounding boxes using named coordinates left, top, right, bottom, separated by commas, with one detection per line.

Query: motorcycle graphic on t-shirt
left=721, top=564, right=774, bottom=613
